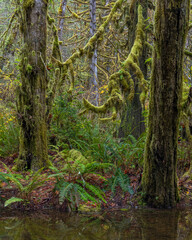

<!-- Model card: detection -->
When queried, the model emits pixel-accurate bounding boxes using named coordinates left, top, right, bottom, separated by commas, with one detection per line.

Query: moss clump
left=26, top=64, right=32, bottom=73
left=47, top=14, right=55, bottom=25
left=23, top=0, right=35, bottom=9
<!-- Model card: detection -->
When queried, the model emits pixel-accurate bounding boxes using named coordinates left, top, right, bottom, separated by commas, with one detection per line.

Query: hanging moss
left=52, top=0, right=124, bottom=92
left=83, top=4, right=147, bottom=119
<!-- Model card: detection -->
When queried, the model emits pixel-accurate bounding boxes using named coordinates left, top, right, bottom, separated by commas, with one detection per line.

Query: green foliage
left=1, top=162, right=46, bottom=205
left=50, top=94, right=145, bottom=167
left=49, top=149, right=112, bottom=211
left=49, top=94, right=82, bottom=146
left=54, top=179, right=106, bottom=211
left=0, top=106, right=19, bottom=156
left=119, top=134, right=145, bottom=167
left=0, top=171, right=9, bottom=184
left=107, top=167, right=134, bottom=196
left=4, top=197, right=23, bottom=207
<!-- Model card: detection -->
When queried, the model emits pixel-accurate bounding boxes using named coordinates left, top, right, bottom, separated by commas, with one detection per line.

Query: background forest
left=0, top=0, right=192, bottom=210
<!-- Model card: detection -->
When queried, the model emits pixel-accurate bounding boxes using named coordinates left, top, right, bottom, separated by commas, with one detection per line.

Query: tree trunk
left=16, top=0, right=49, bottom=170
left=118, top=1, right=147, bottom=139
left=58, top=0, right=67, bottom=61
left=58, top=0, right=67, bottom=42
left=89, top=0, right=99, bottom=106
left=142, top=0, right=190, bottom=208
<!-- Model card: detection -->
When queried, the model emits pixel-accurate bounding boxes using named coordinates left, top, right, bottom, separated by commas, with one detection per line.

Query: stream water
left=0, top=208, right=192, bottom=240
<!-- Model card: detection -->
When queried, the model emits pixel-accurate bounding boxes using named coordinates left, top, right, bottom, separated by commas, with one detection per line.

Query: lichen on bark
left=16, top=0, right=50, bottom=170
left=142, top=0, right=190, bottom=208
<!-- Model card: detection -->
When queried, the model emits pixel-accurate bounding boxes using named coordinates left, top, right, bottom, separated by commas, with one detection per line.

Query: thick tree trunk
left=89, top=0, right=99, bottom=106
left=142, top=0, right=189, bottom=208
left=16, top=0, right=49, bottom=170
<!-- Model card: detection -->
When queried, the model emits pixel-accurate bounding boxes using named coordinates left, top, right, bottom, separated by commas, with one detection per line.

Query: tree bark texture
left=16, top=0, right=49, bottom=170
left=58, top=0, right=67, bottom=41
left=142, top=0, right=189, bottom=208
left=89, top=0, right=99, bottom=106
left=118, top=1, right=147, bottom=139
left=58, top=0, right=67, bottom=60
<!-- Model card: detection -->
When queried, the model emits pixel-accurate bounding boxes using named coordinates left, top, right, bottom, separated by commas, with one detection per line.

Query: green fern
left=78, top=180, right=106, bottom=203
left=55, top=179, right=106, bottom=210
left=4, top=197, right=24, bottom=207
left=1, top=162, right=46, bottom=204
left=0, top=172, right=10, bottom=184
left=108, top=168, right=134, bottom=195
left=49, top=156, right=109, bottom=211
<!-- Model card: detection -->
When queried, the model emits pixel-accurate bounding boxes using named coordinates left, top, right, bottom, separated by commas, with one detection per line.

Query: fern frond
left=59, top=182, right=75, bottom=204
left=48, top=172, right=64, bottom=178
left=77, top=184, right=97, bottom=203
left=4, top=197, right=24, bottom=207
left=78, top=180, right=106, bottom=203
left=128, top=135, right=137, bottom=144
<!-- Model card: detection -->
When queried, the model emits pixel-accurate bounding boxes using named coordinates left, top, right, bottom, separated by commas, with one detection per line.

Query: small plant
left=1, top=162, right=46, bottom=207
left=0, top=171, right=9, bottom=184
left=107, top=167, right=134, bottom=196
left=0, top=106, right=19, bottom=156
left=49, top=149, right=113, bottom=211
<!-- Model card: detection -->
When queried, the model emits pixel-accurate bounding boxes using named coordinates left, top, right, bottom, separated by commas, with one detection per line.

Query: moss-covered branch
left=52, top=0, right=125, bottom=90
left=0, top=10, right=19, bottom=48
left=184, top=49, right=192, bottom=58
left=83, top=4, right=147, bottom=121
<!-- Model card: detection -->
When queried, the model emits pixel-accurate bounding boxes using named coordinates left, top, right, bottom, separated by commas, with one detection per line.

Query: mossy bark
left=118, top=1, right=147, bottom=139
left=142, top=0, right=190, bottom=208
left=16, top=0, right=49, bottom=170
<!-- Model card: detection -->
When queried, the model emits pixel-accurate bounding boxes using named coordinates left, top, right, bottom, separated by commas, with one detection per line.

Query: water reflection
left=0, top=208, right=192, bottom=240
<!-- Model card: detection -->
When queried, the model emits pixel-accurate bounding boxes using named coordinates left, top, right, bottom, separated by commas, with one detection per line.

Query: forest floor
left=0, top=150, right=192, bottom=212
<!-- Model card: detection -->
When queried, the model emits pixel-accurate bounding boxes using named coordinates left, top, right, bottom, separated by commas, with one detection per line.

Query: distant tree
left=89, top=0, right=99, bottom=106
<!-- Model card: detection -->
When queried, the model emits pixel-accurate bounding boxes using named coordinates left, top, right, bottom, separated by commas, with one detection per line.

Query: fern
left=59, top=182, right=75, bottom=204
left=77, top=184, right=97, bottom=203
left=4, top=197, right=24, bottom=207
left=78, top=180, right=106, bottom=203
left=108, top=168, right=134, bottom=195
left=0, top=172, right=10, bottom=184
left=1, top=162, right=45, bottom=203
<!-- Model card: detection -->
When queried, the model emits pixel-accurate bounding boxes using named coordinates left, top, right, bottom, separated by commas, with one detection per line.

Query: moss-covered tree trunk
left=142, top=0, right=189, bottom=208
left=118, top=1, right=147, bottom=139
left=16, top=0, right=49, bottom=170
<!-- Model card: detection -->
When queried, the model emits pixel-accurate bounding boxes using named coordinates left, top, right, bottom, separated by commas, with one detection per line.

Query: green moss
left=23, top=0, right=35, bottom=9
left=26, top=64, right=32, bottom=73
left=47, top=14, right=55, bottom=25
left=78, top=204, right=101, bottom=212
left=83, top=4, right=147, bottom=118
